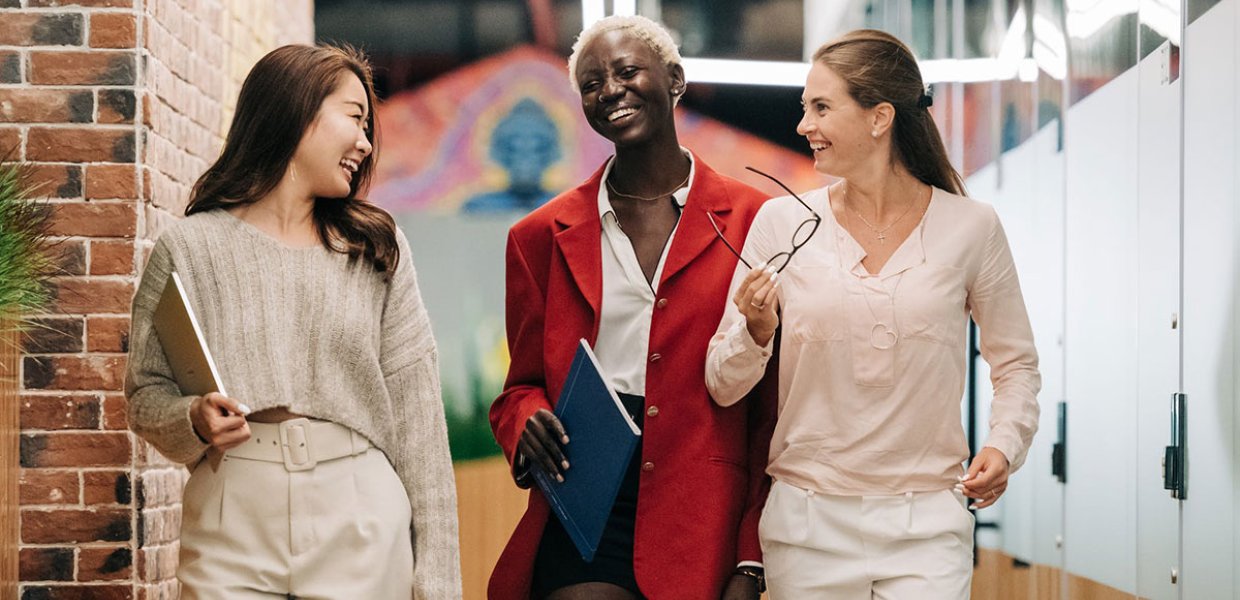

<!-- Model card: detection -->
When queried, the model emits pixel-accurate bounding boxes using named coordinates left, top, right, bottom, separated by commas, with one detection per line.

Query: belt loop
left=905, top=491, right=914, bottom=529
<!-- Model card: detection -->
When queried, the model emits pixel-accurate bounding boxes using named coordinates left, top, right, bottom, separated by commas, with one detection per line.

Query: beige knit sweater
left=125, top=208, right=462, bottom=599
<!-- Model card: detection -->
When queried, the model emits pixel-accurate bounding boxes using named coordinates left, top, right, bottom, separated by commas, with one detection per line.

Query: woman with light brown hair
left=706, top=29, right=1040, bottom=598
left=126, top=44, right=461, bottom=599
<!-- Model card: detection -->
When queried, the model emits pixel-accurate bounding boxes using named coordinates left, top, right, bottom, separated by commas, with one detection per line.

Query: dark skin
left=516, top=29, right=760, bottom=600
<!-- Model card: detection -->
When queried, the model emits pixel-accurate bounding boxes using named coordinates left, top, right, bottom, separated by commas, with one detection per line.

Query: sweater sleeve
left=125, top=235, right=210, bottom=465
left=970, top=207, right=1042, bottom=473
left=381, top=230, right=463, bottom=600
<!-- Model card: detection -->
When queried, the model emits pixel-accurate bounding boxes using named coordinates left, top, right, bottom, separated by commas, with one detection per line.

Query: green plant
left=0, top=159, right=54, bottom=338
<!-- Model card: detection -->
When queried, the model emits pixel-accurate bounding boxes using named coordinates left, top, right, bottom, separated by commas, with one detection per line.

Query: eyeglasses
left=707, top=166, right=821, bottom=274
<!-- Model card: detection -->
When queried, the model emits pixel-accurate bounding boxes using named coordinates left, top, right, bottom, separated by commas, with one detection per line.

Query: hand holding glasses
left=709, top=166, right=821, bottom=347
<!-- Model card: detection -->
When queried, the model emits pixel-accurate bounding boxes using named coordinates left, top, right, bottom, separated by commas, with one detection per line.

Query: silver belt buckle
left=279, top=418, right=316, bottom=472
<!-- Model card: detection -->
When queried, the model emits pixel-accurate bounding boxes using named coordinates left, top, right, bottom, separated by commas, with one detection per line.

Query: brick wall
left=3, top=0, right=312, bottom=597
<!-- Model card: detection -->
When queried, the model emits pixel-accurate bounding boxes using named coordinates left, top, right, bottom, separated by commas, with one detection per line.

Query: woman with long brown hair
left=706, top=30, right=1040, bottom=597
left=126, top=44, right=461, bottom=599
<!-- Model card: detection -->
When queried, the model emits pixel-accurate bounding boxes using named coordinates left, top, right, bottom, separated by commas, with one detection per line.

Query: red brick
left=90, top=13, right=137, bottom=49
left=79, top=546, right=133, bottom=581
left=22, top=316, right=85, bottom=354
left=20, top=431, right=131, bottom=468
left=140, top=92, right=153, bottom=129
left=84, top=470, right=131, bottom=505
left=86, top=315, right=130, bottom=352
left=85, top=165, right=137, bottom=200
left=48, top=202, right=137, bottom=238
left=0, top=127, right=20, bottom=154
left=18, top=585, right=133, bottom=600
left=30, top=51, right=135, bottom=85
left=19, top=469, right=79, bottom=505
left=23, top=354, right=128, bottom=392
left=23, top=507, right=131, bottom=544
left=27, top=128, right=135, bottom=162
left=89, top=240, right=135, bottom=276
left=0, top=13, right=83, bottom=47
left=29, top=0, right=135, bottom=6
left=50, top=277, right=134, bottom=314
left=26, top=164, right=83, bottom=199
left=20, top=392, right=101, bottom=430
left=0, top=89, right=93, bottom=123
left=101, top=393, right=127, bottom=430
left=48, top=238, right=87, bottom=276
left=19, top=547, right=75, bottom=581
left=98, top=89, right=136, bottom=124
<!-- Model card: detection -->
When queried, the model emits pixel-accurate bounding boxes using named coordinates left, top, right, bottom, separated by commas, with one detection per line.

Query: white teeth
left=339, top=159, right=359, bottom=173
left=608, top=107, right=637, bottom=122
left=810, top=143, right=828, bottom=151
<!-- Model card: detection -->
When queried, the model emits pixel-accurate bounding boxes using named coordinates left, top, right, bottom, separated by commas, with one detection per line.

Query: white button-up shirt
left=594, top=152, right=695, bottom=396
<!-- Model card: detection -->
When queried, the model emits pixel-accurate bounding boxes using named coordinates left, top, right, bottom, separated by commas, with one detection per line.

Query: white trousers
left=759, top=480, right=974, bottom=599
left=178, top=440, right=414, bottom=599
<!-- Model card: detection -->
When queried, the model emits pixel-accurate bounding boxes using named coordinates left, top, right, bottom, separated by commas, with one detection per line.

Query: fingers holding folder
left=190, top=392, right=252, bottom=451
left=519, top=409, right=570, bottom=483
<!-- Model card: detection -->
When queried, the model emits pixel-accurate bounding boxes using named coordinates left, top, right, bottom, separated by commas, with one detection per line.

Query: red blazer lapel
left=659, top=155, right=735, bottom=289
left=553, top=166, right=606, bottom=323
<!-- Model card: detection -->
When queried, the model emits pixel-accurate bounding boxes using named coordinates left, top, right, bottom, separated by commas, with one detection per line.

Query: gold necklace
left=845, top=185, right=925, bottom=244
left=605, top=170, right=691, bottom=202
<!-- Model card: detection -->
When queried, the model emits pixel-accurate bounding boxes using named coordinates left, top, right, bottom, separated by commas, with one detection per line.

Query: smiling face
left=288, top=71, right=374, bottom=199
left=796, top=62, right=883, bottom=179
left=573, top=29, right=684, bottom=149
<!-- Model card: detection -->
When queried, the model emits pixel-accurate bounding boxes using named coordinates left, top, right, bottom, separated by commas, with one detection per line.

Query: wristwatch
left=735, top=566, right=766, bottom=594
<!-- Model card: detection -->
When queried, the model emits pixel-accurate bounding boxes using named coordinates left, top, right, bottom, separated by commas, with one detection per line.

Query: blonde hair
left=567, top=15, right=683, bottom=92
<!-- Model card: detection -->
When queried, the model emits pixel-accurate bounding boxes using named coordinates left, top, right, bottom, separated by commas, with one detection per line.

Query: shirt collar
left=598, top=148, right=695, bottom=221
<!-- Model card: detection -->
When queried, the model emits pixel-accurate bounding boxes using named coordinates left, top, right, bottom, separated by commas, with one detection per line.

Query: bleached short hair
left=567, top=15, right=683, bottom=93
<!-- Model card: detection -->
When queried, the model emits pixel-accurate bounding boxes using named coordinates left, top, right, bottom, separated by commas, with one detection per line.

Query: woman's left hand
left=959, top=447, right=1010, bottom=509
left=721, top=573, right=760, bottom=600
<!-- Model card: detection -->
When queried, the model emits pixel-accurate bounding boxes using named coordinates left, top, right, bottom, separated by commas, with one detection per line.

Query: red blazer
left=488, top=154, right=779, bottom=599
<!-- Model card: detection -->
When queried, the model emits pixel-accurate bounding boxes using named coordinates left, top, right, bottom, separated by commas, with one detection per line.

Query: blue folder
left=531, top=339, right=642, bottom=562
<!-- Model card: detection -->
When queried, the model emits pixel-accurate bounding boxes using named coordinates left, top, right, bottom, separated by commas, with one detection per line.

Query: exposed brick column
left=4, top=0, right=312, bottom=597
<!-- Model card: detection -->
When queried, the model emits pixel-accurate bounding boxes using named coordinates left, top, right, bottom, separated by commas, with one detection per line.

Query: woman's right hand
left=518, top=409, right=570, bottom=483
left=189, top=392, right=252, bottom=451
left=734, top=263, right=781, bottom=347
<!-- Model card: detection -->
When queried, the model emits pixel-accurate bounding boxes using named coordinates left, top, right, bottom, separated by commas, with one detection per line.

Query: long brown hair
left=186, top=44, right=399, bottom=276
left=813, top=30, right=965, bottom=195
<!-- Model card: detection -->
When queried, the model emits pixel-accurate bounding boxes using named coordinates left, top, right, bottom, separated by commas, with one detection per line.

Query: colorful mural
left=370, top=46, right=820, bottom=460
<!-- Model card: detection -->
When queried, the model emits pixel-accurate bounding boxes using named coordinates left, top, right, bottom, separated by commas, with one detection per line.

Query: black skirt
left=530, top=392, right=646, bottom=599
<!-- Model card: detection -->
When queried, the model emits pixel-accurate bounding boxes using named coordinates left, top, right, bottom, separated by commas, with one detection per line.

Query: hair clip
left=917, top=88, right=934, bottom=109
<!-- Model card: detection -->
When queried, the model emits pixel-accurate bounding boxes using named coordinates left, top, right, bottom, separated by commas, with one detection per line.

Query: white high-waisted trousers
left=760, top=479, right=975, bottom=599
left=178, top=419, right=414, bottom=599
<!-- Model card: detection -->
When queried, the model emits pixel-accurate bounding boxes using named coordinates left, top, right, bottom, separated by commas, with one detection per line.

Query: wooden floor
left=455, top=456, right=529, bottom=600
left=973, top=547, right=1139, bottom=600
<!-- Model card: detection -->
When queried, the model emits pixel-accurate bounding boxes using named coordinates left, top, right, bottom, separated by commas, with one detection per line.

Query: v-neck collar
left=828, top=185, right=937, bottom=279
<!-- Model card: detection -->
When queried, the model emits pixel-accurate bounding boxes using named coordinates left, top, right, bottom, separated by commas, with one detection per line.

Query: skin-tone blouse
left=706, top=185, right=1040, bottom=495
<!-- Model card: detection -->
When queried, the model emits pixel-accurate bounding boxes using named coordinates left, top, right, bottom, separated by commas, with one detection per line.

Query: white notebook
left=152, top=271, right=227, bottom=397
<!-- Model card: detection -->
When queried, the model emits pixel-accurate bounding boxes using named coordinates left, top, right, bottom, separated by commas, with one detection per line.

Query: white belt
left=227, top=418, right=371, bottom=472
